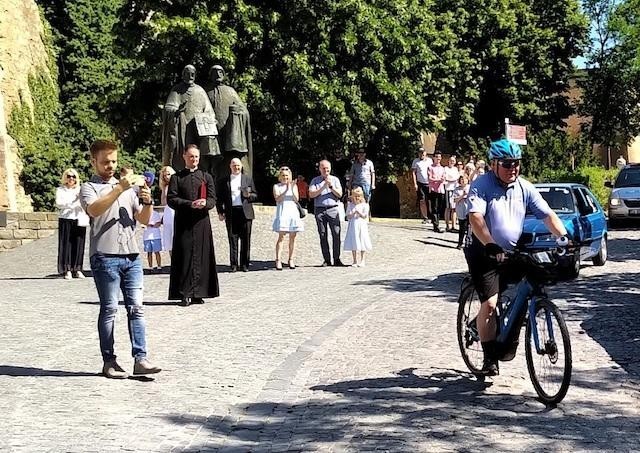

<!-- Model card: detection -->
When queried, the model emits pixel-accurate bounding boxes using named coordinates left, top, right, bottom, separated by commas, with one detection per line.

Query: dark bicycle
left=457, top=247, right=572, bottom=404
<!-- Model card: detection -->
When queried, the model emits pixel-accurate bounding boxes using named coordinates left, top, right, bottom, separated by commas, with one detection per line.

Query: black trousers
left=227, top=206, right=252, bottom=267
left=57, top=218, right=86, bottom=274
left=428, top=192, right=445, bottom=224
left=458, top=218, right=469, bottom=246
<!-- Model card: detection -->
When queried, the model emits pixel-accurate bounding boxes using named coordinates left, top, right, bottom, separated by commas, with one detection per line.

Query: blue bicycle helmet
left=487, top=138, right=522, bottom=160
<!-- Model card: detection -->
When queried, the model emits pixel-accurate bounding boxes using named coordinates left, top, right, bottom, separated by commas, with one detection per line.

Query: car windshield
left=614, top=168, right=640, bottom=188
left=529, top=187, right=575, bottom=214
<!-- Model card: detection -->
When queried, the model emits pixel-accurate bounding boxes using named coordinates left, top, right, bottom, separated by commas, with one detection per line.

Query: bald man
left=215, top=158, right=258, bottom=272
left=309, top=159, right=345, bottom=266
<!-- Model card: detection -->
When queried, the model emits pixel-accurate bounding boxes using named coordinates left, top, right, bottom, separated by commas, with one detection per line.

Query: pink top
left=427, top=164, right=445, bottom=194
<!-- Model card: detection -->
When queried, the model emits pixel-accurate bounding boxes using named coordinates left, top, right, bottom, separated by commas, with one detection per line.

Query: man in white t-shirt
left=411, top=148, right=433, bottom=223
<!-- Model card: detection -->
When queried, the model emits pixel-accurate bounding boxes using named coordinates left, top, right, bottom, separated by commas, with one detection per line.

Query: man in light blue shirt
left=309, top=159, right=345, bottom=266
left=465, top=139, right=568, bottom=376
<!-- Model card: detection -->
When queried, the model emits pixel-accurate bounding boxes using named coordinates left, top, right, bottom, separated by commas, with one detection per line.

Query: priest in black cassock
left=167, top=144, right=219, bottom=306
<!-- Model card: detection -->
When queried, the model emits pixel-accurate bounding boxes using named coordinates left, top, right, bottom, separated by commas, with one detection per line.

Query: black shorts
left=416, top=182, right=429, bottom=201
left=464, top=239, right=524, bottom=302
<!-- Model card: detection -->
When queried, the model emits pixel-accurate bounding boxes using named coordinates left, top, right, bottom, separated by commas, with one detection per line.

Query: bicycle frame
left=528, top=294, right=556, bottom=355
left=496, top=278, right=549, bottom=354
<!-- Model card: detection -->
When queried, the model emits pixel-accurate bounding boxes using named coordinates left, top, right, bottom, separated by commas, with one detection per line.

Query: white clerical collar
left=188, top=167, right=198, bottom=173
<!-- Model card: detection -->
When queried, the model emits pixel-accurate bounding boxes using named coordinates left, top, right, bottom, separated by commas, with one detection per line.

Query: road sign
left=506, top=124, right=527, bottom=145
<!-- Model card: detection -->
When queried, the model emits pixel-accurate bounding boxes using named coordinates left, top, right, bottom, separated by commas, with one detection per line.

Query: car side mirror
left=604, top=180, right=613, bottom=188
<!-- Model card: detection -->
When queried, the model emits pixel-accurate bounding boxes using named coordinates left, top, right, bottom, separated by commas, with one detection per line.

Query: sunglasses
left=498, top=160, right=521, bottom=169
left=66, top=174, right=77, bottom=179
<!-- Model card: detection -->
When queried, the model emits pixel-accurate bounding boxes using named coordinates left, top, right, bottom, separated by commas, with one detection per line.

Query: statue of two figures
left=161, top=64, right=253, bottom=178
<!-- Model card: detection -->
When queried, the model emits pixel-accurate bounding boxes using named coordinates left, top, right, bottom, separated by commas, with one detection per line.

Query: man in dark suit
left=216, top=158, right=258, bottom=272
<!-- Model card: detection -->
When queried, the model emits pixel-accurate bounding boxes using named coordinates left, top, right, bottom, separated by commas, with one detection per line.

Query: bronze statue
left=206, top=65, right=253, bottom=178
left=162, top=65, right=219, bottom=172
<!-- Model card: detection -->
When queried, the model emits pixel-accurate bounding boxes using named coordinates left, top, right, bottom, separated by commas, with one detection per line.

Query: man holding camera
left=80, top=139, right=161, bottom=379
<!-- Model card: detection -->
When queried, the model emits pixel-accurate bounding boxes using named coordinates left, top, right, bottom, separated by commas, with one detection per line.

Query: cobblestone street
left=0, top=212, right=639, bottom=452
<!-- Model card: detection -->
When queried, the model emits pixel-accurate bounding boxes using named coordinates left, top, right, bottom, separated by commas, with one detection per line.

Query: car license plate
left=630, top=209, right=640, bottom=215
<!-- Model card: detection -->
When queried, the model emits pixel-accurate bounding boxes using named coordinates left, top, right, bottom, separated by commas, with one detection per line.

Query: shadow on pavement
left=415, top=238, right=460, bottom=249
left=353, top=272, right=466, bottom=303
left=0, top=273, right=64, bottom=280
left=0, top=365, right=98, bottom=377
left=163, top=367, right=639, bottom=451
left=555, top=269, right=640, bottom=379
left=598, top=237, right=640, bottom=262
left=78, top=300, right=184, bottom=306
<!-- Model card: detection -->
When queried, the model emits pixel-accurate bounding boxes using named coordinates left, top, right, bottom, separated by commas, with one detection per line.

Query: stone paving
left=0, top=211, right=639, bottom=452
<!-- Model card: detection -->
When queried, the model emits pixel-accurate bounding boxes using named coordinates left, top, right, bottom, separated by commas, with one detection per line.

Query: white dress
left=272, top=183, right=304, bottom=232
left=343, top=202, right=372, bottom=251
left=161, top=187, right=175, bottom=251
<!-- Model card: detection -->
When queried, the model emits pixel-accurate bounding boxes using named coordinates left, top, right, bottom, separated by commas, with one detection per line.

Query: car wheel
left=592, top=235, right=607, bottom=266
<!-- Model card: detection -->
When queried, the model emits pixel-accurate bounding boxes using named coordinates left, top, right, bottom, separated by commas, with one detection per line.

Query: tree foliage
left=434, top=0, right=588, bottom=151
left=579, top=0, right=640, bottom=151
left=33, top=0, right=591, bottom=192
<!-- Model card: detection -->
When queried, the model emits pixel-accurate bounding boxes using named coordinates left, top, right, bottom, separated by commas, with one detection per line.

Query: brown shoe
left=102, top=360, right=128, bottom=379
left=133, top=359, right=161, bottom=375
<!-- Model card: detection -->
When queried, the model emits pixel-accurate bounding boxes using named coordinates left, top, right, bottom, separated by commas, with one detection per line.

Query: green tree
left=433, top=0, right=588, bottom=151
left=34, top=0, right=592, bottom=189
left=579, top=0, right=640, bottom=163
left=117, top=0, right=461, bottom=180
left=38, top=0, right=137, bottom=150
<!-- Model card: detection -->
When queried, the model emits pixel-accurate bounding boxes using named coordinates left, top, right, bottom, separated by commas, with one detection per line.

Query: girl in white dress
left=272, top=166, right=304, bottom=270
left=343, top=187, right=372, bottom=267
left=159, top=166, right=176, bottom=257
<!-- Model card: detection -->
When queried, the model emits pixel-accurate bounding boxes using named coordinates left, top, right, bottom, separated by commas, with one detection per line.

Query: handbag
left=295, top=201, right=307, bottom=219
left=77, top=210, right=90, bottom=227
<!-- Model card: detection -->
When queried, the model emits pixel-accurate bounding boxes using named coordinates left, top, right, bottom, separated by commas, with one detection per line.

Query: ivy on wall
left=6, top=7, right=157, bottom=211
left=6, top=11, right=77, bottom=211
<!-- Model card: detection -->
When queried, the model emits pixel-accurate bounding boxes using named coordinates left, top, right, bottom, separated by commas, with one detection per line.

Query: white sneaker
left=64, top=271, right=73, bottom=280
left=74, top=271, right=85, bottom=279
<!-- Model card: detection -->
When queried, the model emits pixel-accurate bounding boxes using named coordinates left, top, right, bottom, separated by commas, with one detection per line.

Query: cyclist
left=464, top=138, right=569, bottom=376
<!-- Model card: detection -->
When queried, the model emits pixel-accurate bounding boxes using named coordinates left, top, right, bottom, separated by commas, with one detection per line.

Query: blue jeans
left=90, top=254, right=147, bottom=362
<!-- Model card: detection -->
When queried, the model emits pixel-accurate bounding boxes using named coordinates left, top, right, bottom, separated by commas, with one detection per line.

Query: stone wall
left=0, top=212, right=57, bottom=250
left=0, top=0, right=49, bottom=212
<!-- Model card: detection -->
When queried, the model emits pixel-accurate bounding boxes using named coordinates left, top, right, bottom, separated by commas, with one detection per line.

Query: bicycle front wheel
left=525, top=298, right=572, bottom=404
left=456, top=278, right=484, bottom=375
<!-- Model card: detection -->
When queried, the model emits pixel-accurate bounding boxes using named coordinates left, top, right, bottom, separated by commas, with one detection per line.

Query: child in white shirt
left=343, top=187, right=373, bottom=267
left=143, top=208, right=163, bottom=270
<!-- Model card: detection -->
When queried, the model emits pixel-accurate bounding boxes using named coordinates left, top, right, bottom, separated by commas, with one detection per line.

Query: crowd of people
left=411, top=147, right=487, bottom=241
left=57, top=136, right=518, bottom=379
left=55, top=139, right=380, bottom=378
left=56, top=144, right=489, bottom=287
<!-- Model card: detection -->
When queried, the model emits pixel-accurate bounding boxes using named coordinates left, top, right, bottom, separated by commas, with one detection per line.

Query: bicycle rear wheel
left=456, top=278, right=484, bottom=375
left=525, top=298, right=572, bottom=404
